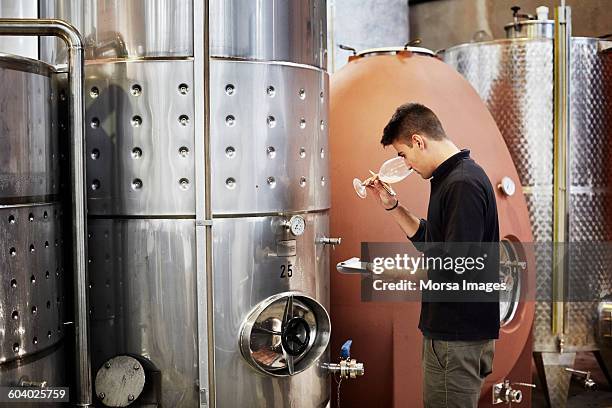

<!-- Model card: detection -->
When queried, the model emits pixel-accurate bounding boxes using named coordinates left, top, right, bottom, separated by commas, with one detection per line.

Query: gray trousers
left=422, top=337, right=495, bottom=408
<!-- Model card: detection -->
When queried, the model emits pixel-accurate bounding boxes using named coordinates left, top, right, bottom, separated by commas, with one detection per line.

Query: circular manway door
left=499, top=240, right=523, bottom=327
left=239, top=292, right=331, bottom=376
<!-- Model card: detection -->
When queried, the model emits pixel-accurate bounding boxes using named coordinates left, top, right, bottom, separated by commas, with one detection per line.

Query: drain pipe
left=0, top=18, right=91, bottom=406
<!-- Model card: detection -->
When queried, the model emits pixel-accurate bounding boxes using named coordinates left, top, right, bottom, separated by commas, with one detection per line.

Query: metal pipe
left=0, top=18, right=91, bottom=406
left=552, top=6, right=571, bottom=342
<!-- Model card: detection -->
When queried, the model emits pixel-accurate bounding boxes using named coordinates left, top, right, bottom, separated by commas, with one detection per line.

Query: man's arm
left=366, top=178, right=423, bottom=239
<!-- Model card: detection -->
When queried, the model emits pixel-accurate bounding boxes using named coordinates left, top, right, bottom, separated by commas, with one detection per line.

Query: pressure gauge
left=498, top=176, right=516, bottom=197
left=289, top=215, right=305, bottom=236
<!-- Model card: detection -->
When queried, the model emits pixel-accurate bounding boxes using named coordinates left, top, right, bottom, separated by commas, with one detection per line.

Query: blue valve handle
left=340, top=340, right=352, bottom=359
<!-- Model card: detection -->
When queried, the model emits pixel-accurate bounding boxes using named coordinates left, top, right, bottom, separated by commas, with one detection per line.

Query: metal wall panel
left=0, top=57, right=58, bottom=201
left=212, top=212, right=330, bottom=407
left=85, top=60, right=195, bottom=216
left=210, top=0, right=327, bottom=68
left=88, top=218, right=198, bottom=407
left=39, top=0, right=193, bottom=64
left=210, top=59, right=329, bottom=215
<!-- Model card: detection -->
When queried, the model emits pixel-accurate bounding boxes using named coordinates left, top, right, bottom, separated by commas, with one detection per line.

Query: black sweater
left=409, top=149, right=500, bottom=340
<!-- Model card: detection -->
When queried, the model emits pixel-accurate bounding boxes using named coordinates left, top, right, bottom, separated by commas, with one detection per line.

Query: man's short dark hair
left=380, top=103, right=447, bottom=146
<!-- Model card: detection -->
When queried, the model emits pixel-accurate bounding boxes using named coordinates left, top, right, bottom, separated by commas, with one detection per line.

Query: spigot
left=316, top=237, right=342, bottom=249
left=493, top=380, right=535, bottom=404
left=324, top=340, right=365, bottom=379
left=565, top=368, right=598, bottom=391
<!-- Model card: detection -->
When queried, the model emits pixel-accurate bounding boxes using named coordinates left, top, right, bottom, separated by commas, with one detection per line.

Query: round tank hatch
left=499, top=240, right=523, bottom=327
left=239, top=292, right=330, bottom=376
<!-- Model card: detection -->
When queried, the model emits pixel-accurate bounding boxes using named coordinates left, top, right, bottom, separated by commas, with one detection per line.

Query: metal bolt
left=133, top=363, right=140, bottom=370
left=128, top=394, right=134, bottom=401
left=99, top=392, right=105, bottom=400
left=105, top=362, right=111, bottom=369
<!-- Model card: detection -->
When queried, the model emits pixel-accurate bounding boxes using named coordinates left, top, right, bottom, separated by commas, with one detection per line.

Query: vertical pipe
left=0, top=18, right=91, bottom=406
left=552, top=6, right=571, bottom=344
left=194, top=1, right=214, bottom=406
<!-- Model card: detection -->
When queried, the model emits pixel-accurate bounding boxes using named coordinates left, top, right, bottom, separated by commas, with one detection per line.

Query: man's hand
left=364, top=176, right=397, bottom=209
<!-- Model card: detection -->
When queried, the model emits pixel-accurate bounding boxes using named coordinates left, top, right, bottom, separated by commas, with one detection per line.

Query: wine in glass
left=353, top=156, right=413, bottom=198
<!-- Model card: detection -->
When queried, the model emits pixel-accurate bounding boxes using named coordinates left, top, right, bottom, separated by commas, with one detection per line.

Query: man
left=365, top=102, right=500, bottom=407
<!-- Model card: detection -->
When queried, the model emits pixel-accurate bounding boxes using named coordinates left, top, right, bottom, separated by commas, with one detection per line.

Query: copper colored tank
left=329, top=48, right=535, bottom=407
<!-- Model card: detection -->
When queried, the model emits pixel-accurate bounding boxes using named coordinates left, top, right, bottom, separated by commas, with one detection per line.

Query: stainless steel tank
left=443, top=7, right=612, bottom=407
left=41, top=1, right=333, bottom=406
left=0, top=53, right=67, bottom=393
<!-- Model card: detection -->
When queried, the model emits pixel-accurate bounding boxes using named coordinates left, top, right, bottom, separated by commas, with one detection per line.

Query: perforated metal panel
left=85, top=60, right=195, bottom=216
left=210, top=59, right=330, bottom=215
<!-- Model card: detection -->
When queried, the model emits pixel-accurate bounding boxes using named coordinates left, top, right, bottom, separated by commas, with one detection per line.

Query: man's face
left=391, top=135, right=432, bottom=179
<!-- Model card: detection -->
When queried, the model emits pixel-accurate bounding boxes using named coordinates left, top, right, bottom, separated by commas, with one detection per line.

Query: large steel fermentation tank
left=329, top=47, right=536, bottom=407
left=443, top=7, right=612, bottom=407
left=39, top=0, right=334, bottom=406
left=0, top=53, right=68, bottom=393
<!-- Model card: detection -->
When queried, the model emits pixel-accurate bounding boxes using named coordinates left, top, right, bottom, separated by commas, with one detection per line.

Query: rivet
left=267, top=116, right=276, bottom=128
left=266, top=86, right=276, bottom=97
left=299, top=118, right=306, bottom=129
left=99, top=392, right=105, bottom=400
left=178, top=83, right=189, bottom=94
left=32, top=337, right=38, bottom=345
left=225, top=115, right=236, bottom=127
left=90, top=87, right=99, bottom=98
left=131, top=84, right=142, bottom=96
left=31, top=306, right=37, bottom=315
left=320, top=148, right=325, bottom=158
left=134, top=363, right=140, bottom=370
left=11, top=311, right=18, bottom=320
left=320, top=120, right=325, bottom=130
left=90, top=118, right=100, bottom=129
left=267, top=177, right=277, bottom=188
left=28, top=213, right=34, bottom=222
left=45, top=241, right=49, bottom=248
left=47, top=331, right=52, bottom=338
left=30, top=244, right=35, bottom=253
left=105, top=362, right=111, bottom=369
left=30, top=274, right=35, bottom=284
left=10, top=279, right=17, bottom=287
left=131, top=147, right=142, bottom=158
left=131, top=179, right=143, bottom=190
left=225, top=84, right=235, bottom=95
left=13, top=343, right=19, bottom=353
left=225, top=146, right=236, bottom=158
left=91, top=148, right=101, bottom=160
left=8, top=215, right=15, bottom=224
left=91, top=179, right=100, bottom=191
left=9, top=247, right=16, bottom=256
left=128, top=394, right=135, bottom=402
left=299, top=88, right=306, bottom=99
left=178, top=115, right=189, bottom=126
left=225, top=178, right=236, bottom=189
left=179, top=146, right=189, bottom=157
left=179, top=178, right=190, bottom=190
left=131, top=115, right=142, bottom=127
left=321, top=177, right=326, bottom=186
left=43, top=211, right=48, bottom=219
left=46, top=271, right=50, bottom=279
left=299, top=148, right=306, bottom=158
left=266, top=146, right=276, bottom=159
left=300, top=177, right=307, bottom=187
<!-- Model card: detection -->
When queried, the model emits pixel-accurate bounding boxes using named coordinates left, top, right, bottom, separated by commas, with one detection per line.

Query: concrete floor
left=532, top=352, right=612, bottom=407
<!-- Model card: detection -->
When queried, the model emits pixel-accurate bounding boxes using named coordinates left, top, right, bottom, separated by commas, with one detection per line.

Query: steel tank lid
left=355, top=46, right=436, bottom=58
left=0, top=53, right=55, bottom=77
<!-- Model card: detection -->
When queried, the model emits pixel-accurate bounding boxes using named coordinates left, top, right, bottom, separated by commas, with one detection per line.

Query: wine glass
left=353, top=156, right=413, bottom=198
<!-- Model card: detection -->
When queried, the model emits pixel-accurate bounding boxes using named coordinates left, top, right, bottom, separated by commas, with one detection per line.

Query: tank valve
left=493, top=380, right=535, bottom=404
left=565, top=368, right=597, bottom=390
left=324, top=340, right=364, bottom=379
left=18, top=377, right=47, bottom=388
left=316, top=237, right=342, bottom=249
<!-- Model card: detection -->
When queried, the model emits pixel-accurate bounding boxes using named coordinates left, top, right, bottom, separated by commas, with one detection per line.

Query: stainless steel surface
left=88, top=218, right=198, bottom=407
left=210, top=59, right=329, bottom=215
left=0, top=1, right=37, bottom=58
left=598, top=299, right=612, bottom=345
left=0, top=203, right=64, bottom=362
left=39, top=0, right=193, bottom=63
left=355, top=46, right=435, bottom=57
left=0, top=56, right=58, bottom=201
left=0, top=18, right=91, bottom=405
left=212, top=213, right=330, bottom=407
left=210, top=0, right=327, bottom=68
left=94, top=355, right=145, bottom=407
left=505, top=20, right=555, bottom=39
left=85, top=60, right=195, bottom=216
